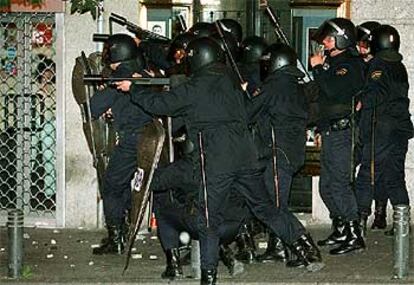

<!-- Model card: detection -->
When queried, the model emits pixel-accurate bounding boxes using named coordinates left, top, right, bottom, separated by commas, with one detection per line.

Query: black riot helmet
left=103, top=33, right=138, bottom=64
left=313, top=17, right=357, bottom=50
left=219, top=19, right=243, bottom=44
left=167, top=32, right=196, bottom=61
left=210, top=31, right=240, bottom=62
left=371, top=24, right=401, bottom=54
left=189, top=22, right=215, bottom=38
left=267, top=43, right=297, bottom=73
left=260, top=43, right=297, bottom=80
left=357, top=21, right=381, bottom=43
left=185, top=37, right=224, bottom=74
left=240, top=36, right=268, bottom=64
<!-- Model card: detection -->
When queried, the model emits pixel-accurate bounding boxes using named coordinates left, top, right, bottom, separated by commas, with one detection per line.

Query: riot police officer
left=165, top=32, right=196, bottom=76
left=355, top=25, right=413, bottom=236
left=239, top=36, right=268, bottom=95
left=356, top=21, right=381, bottom=62
left=151, top=156, right=247, bottom=279
left=310, top=18, right=366, bottom=255
left=90, top=34, right=153, bottom=255
left=220, top=18, right=243, bottom=46
left=355, top=20, right=391, bottom=231
left=248, top=43, right=308, bottom=263
left=189, top=22, right=215, bottom=38
left=116, top=37, right=324, bottom=285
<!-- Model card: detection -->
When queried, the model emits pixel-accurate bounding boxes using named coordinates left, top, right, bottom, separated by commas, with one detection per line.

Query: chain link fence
left=0, top=13, right=57, bottom=220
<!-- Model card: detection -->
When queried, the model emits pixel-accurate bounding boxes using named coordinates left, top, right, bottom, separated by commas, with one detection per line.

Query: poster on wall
left=147, top=21, right=167, bottom=37
left=0, top=23, right=18, bottom=77
left=0, top=0, right=64, bottom=12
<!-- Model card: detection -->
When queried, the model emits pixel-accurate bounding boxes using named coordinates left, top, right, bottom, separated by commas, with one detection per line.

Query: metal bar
left=215, top=20, right=252, bottom=100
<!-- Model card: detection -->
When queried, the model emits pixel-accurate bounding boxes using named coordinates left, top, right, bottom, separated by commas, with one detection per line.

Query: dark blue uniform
left=90, top=86, right=152, bottom=226
left=152, top=157, right=250, bottom=250
left=129, top=62, right=306, bottom=271
left=314, top=50, right=365, bottom=222
left=355, top=52, right=413, bottom=215
left=249, top=66, right=308, bottom=210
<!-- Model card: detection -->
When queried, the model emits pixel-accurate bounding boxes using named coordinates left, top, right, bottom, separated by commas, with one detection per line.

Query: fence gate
left=0, top=13, right=60, bottom=226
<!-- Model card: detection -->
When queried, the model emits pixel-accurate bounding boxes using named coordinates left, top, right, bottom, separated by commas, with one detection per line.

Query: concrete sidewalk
left=0, top=226, right=412, bottom=284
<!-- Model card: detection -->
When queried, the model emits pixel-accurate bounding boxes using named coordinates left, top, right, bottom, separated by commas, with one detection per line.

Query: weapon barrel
left=83, top=75, right=170, bottom=85
left=109, top=13, right=127, bottom=26
left=110, top=13, right=170, bottom=43
left=93, top=33, right=110, bottom=42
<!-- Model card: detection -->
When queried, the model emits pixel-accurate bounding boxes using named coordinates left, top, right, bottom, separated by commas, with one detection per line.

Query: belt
left=329, top=117, right=351, bottom=132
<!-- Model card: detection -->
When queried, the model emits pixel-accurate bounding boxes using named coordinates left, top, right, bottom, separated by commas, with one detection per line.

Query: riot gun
left=109, top=13, right=170, bottom=43
left=83, top=74, right=170, bottom=86
left=215, top=20, right=252, bottom=99
left=92, top=33, right=110, bottom=42
left=259, top=1, right=312, bottom=82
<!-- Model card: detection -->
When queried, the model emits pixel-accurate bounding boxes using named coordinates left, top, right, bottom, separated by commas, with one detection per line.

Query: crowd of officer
left=85, top=15, right=413, bottom=285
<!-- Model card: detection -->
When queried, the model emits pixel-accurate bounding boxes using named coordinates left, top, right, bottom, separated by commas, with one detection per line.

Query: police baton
left=271, top=126, right=280, bottom=208
left=259, top=1, right=312, bottom=82
left=198, top=132, right=210, bottom=228
left=214, top=20, right=252, bottom=99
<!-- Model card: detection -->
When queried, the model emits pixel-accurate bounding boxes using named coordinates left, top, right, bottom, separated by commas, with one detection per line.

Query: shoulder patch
left=371, top=70, right=383, bottom=80
left=335, top=67, right=348, bottom=76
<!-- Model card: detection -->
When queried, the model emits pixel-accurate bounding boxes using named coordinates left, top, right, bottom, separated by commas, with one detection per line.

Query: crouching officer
left=151, top=155, right=248, bottom=279
left=248, top=43, right=308, bottom=263
left=116, top=37, right=324, bottom=285
left=310, top=18, right=366, bottom=255
left=355, top=25, right=413, bottom=236
left=90, top=34, right=153, bottom=255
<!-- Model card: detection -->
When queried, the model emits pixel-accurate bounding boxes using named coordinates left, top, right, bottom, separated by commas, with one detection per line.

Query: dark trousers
left=355, top=138, right=410, bottom=215
left=102, top=136, right=138, bottom=226
left=198, top=169, right=305, bottom=270
left=319, top=128, right=359, bottom=221
left=263, top=159, right=294, bottom=210
left=154, top=192, right=243, bottom=250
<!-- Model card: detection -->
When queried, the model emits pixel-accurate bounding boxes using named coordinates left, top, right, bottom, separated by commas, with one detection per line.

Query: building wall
left=63, top=1, right=139, bottom=228
left=351, top=0, right=414, bottom=221
left=61, top=0, right=414, bottom=227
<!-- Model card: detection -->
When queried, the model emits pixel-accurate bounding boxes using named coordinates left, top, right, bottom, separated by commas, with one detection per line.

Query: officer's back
left=127, top=38, right=258, bottom=175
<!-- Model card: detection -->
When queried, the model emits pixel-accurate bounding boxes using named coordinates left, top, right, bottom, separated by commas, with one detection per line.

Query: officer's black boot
left=330, top=220, right=365, bottom=255
left=234, top=225, right=256, bottom=264
left=200, top=268, right=217, bottom=285
left=317, top=217, right=347, bottom=246
left=256, top=233, right=288, bottom=263
left=219, top=245, right=244, bottom=276
left=287, top=233, right=325, bottom=272
left=93, top=224, right=125, bottom=255
left=371, top=201, right=387, bottom=230
left=161, top=248, right=183, bottom=280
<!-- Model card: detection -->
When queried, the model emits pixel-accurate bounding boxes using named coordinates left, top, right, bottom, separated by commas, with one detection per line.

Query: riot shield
left=125, top=119, right=165, bottom=272
left=71, top=52, right=116, bottom=194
